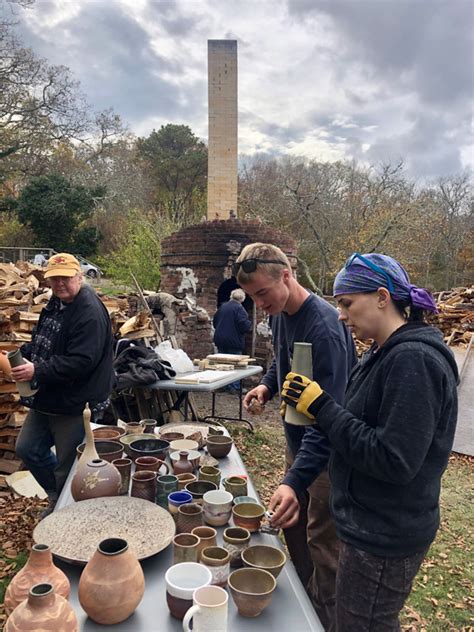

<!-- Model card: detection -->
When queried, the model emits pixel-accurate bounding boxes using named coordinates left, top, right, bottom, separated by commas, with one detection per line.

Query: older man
left=13, top=253, right=114, bottom=516
left=237, top=242, right=356, bottom=631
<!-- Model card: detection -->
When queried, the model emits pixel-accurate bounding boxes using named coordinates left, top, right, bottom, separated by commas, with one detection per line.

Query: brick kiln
left=160, top=218, right=297, bottom=366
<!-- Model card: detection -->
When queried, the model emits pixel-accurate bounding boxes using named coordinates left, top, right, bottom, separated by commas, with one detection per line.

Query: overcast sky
left=7, top=0, right=474, bottom=181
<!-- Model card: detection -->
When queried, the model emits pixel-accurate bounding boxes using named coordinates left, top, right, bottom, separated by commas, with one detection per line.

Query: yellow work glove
left=279, top=400, right=287, bottom=418
left=281, top=372, right=324, bottom=420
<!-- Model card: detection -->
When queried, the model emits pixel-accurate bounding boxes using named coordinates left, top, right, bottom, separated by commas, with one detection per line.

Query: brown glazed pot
left=5, top=583, right=78, bottom=632
left=78, top=537, right=145, bottom=625
left=176, top=503, right=204, bottom=534
left=76, top=440, right=123, bottom=463
left=92, top=428, right=123, bottom=441
left=227, top=568, right=276, bottom=618
left=131, top=470, right=157, bottom=503
left=71, top=458, right=121, bottom=502
left=173, top=451, right=194, bottom=476
left=134, top=456, right=169, bottom=474
left=4, top=544, right=70, bottom=615
left=206, top=435, right=233, bottom=458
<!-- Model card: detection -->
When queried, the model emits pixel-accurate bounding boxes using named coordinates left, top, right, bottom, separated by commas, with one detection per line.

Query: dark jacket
left=213, top=300, right=251, bottom=352
left=261, top=293, right=357, bottom=492
left=312, top=323, right=458, bottom=557
left=21, top=285, right=114, bottom=415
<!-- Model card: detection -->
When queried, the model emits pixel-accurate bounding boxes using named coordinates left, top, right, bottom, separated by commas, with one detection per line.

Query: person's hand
left=243, top=384, right=270, bottom=414
left=268, top=484, right=300, bottom=529
left=281, top=372, right=324, bottom=420
left=10, top=359, right=35, bottom=382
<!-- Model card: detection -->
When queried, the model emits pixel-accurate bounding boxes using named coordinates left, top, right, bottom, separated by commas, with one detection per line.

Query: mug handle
left=157, top=460, right=169, bottom=475
left=183, top=604, right=200, bottom=631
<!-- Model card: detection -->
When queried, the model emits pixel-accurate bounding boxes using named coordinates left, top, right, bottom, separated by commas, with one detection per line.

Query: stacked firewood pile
left=429, top=286, right=474, bottom=346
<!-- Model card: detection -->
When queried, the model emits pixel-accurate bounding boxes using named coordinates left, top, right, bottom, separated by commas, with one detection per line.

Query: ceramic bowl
left=233, top=496, right=259, bottom=505
left=228, top=568, right=276, bottom=617
left=241, top=545, right=287, bottom=578
left=206, top=435, right=233, bottom=458
left=92, top=425, right=126, bottom=440
left=170, top=439, right=199, bottom=452
left=170, top=450, right=201, bottom=470
left=119, top=433, right=153, bottom=458
left=129, top=438, right=170, bottom=462
left=185, top=480, right=218, bottom=503
left=159, top=432, right=185, bottom=443
left=76, top=440, right=123, bottom=463
left=232, top=503, right=265, bottom=532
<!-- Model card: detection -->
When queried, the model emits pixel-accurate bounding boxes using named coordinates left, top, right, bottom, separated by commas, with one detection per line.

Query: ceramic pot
left=93, top=425, right=126, bottom=439
left=71, top=458, right=121, bottom=502
left=223, top=527, right=251, bottom=567
left=241, top=545, right=287, bottom=578
left=165, top=562, right=212, bottom=620
left=198, top=466, right=221, bottom=487
left=131, top=470, right=157, bottom=503
left=232, top=502, right=265, bottom=532
left=172, top=533, right=200, bottom=564
left=191, top=527, right=217, bottom=560
left=159, top=432, right=185, bottom=443
left=112, top=458, right=132, bottom=495
left=76, top=440, right=123, bottom=463
left=168, top=491, right=193, bottom=518
left=4, top=544, right=70, bottom=615
left=7, top=349, right=38, bottom=397
left=92, top=427, right=122, bottom=440
left=200, top=546, right=231, bottom=587
left=176, top=503, right=204, bottom=534
left=129, top=438, right=169, bottom=461
left=202, top=490, right=233, bottom=527
left=176, top=472, right=196, bottom=490
left=285, top=341, right=313, bottom=426
left=182, top=585, right=228, bottom=632
left=78, top=538, right=145, bottom=625
left=141, top=419, right=157, bottom=434
left=173, top=451, right=194, bottom=476
left=156, top=474, right=178, bottom=508
left=185, top=481, right=218, bottom=505
left=5, top=583, right=77, bottom=632
left=135, top=456, right=169, bottom=474
left=206, top=435, right=233, bottom=458
left=223, top=476, right=248, bottom=498
left=228, top=568, right=276, bottom=617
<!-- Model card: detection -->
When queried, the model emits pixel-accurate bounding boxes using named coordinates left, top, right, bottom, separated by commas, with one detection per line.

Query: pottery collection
left=165, top=562, right=212, bottom=620
left=202, top=490, right=233, bottom=527
left=71, top=458, right=121, bottom=502
left=4, top=544, right=70, bottom=616
left=182, top=585, right=228, bottom=632
left=232, top=502, right=265, bottom=532
left=227, top=567, right=276, bottom=617
left=176, top=503, right=204, bottom=534
left=112, top=458, right=132, bottom=495
left=241, top=545, right=287, bottom=578
left=5, top=583, right=77, bottom=632
left=131, top=470, right=157, bottom=503
left=200, top=546, right=231, bottom=587
left=172, top=533, right=200, bottom=564
left=78, top=538, right=145, bottom=625
left=172, top=451, right=194, bottom=476
left=222, top=527, right=252, bottom=567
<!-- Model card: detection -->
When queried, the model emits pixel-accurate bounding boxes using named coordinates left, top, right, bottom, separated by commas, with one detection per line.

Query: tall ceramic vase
left=5, top=583, right=78, bottom=632
left=284, top=342, right=314, bottom=426
left=71, top=403, right=103, bottom=501
left=4, top=544, right=70, bottom=615
left=78, top=537, right=145, bottom=625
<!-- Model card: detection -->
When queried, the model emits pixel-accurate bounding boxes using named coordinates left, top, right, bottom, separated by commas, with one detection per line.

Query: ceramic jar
left=131, top=470, right=157, bottom=503
left=5, top=583, right=77, bottom=631
left=78, top=537, right=145, bottom=625
left=4, top=544, right=70, bottom=615
left=176, top=503, right=204, bottom=534
left=200, top=546, right=231, bottom=588
left=223, top=527, right=252, bottom=567
left=71, top=458, right=121, bottom=502
left=173, top=451, right=194, bottom=476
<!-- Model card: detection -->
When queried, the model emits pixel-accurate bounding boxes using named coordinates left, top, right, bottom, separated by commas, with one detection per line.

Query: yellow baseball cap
left=44, top=253, right=81, bottom=278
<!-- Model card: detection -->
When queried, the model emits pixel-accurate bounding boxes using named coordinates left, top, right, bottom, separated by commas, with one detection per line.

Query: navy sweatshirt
left=213, top=300, right=251, bottom=352
left=311, top=323, right=459, bottom=557
left=260, top=293, right=357, bottom=492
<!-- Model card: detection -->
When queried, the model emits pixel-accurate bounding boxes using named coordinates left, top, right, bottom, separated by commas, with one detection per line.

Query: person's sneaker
left=39, top=497, right=57, bottom=520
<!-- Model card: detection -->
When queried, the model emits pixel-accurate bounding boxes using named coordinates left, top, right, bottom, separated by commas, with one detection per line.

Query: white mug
left=182, top=585, right=228, bottom=632
left=202, top=490, right=233, bottom=527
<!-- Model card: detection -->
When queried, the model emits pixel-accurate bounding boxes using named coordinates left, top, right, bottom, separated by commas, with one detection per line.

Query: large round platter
left=33, top=496, right=175, bottom=565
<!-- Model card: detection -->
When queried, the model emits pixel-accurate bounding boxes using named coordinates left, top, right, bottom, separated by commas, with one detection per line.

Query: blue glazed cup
left=168, top=491, right=193, bottom=518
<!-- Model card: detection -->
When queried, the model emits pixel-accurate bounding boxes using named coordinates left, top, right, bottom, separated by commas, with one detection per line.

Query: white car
left=31, top=253, right=102, bottom=278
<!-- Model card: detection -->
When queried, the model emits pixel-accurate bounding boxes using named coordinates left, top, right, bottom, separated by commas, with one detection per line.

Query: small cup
left=223, top=476, right=248, bottom=498
left=227, top=567, right=276, bottom=618
left=130, top=470, right=156, bottom=503
left=202, top=490, right=233, bottom=527
left=198, top=465, right=221, bottom=487
left=191, top=526, right=217, bottom=560
left=168, top=491, right=193, bottom=518
left=232, top=502, right=265, bottom=532
left=176, top=503, right=204, bottom=534
left=201, top=546, right=231, bottom=587
left=156, top=474, right=178, bottom=508
left=141, top=418, right=157, bottom=434
left=182, top=585, right=228, bottom=632
left=135, top=456, right=169, bottom=474
left=125, top=421, right=144, bottom=435
left=165, top=562, right=212, bottom=620
left=176, top=473, right=197, bottom=490
left=223, top=526, right=251, bottom=567
left=112, top=457, right=132, bottom=495
left=173, top=533, right=200, bottom=564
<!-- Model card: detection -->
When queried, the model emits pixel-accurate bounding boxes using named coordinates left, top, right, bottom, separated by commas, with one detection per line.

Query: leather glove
left=282, top=372, right=324, bottom=420
left=279, top=400, right=287, bottom=418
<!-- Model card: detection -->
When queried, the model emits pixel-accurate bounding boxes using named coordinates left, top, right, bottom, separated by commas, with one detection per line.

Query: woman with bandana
left=280, top=253, right=458, bottom=631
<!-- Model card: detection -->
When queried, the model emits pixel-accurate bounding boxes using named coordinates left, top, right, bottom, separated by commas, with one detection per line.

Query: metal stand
left=202, top=381, right=254, bottom=431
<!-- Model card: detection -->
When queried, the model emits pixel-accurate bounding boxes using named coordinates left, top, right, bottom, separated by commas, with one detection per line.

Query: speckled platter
left=33, top=496, right=176, bottom=565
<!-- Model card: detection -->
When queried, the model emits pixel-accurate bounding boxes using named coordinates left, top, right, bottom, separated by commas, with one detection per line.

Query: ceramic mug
left=200, top=546, right=231, bottom=587
left=223, top=476, right=248, bottom=498
left=156, top=474, right=178, bottom=508
left=198, top=466, right=221, bottom=487
left=191, top=526, right=217, bottom=560
left=173, top=533, right=200, bottom=564
left=135, top=456, right=169, bottom=474
left=182, top=585, right=228, bottom=632
left=130, top=470, right=156, bottom=503
left=141, top=419, right=157, bottom=434
left=125, top=421, right=144, bottom=435
left=202, top=490, right=233, bottom=527
left=165, top=562, right=212, bottom=620
left=112, top=458, right=132, bottom=495
left=177, top=503, right=204, bottom=534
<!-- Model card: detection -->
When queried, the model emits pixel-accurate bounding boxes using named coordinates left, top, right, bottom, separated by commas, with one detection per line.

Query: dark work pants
left=336, top=542, right=428, bottom=631
left=284, top=451, right=339, bottom=631
left=16, top=410, right=84, bottom=499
